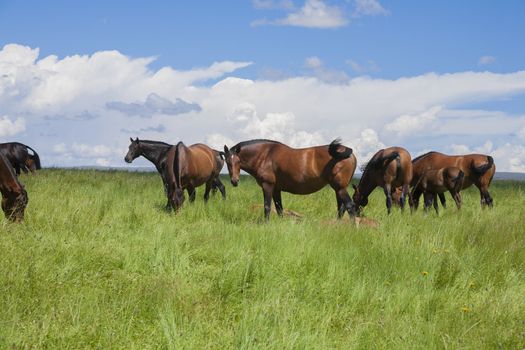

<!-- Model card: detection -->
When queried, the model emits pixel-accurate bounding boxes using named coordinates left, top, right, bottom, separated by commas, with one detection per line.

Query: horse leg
left=412, top=187, right=422, bottom=211
left=273, top=190, right=283, bottom=216
left=400, top=184, right=410, bottom=211
left=187, top=186, right=196, bottom=203
left=438, top=193, right=446, bottom=209
left=451, top=191, right=462, bottom=210
left=337, top=188, right=356, bottom=219
left=262, top=183, right=274, bottom=220
left=433, top=194, right=439, bottom=214
left=478, top=184, right=493, bottom=208
left=215, top=177, right=227, bottom=200
left=335, top=193, right=345, bottom=219
left=203, top=181, right=212, bottom=203
left=383, top=184, right=393, bottom=214
left=423, top=192, right=432, bottom=213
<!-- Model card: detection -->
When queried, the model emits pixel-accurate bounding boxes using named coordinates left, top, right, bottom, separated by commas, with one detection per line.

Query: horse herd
left=0, top=137, right=495, bottom=223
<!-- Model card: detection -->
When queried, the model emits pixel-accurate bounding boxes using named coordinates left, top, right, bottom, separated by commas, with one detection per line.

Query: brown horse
left=411, top=152, right=495, bottom=209
left=412, top=167, right=464, bottom=213
left=0, top=142, right=41, bottom=175
left=0, top=153, right=28, bottom=222
left=223, top=139, right=357, bottom=220
left=165, top=142, right=225, bottom=211
left=352, top=147, right=413, bottom=214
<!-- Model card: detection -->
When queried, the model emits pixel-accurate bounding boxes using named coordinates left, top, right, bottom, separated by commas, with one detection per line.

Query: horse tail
left=328, top=138, right=353, bottom=160
left=382, top=151, right=400, bottom=167
left=218, top=151, right=225, bottom=160
left=26, top=145, right=41, bottom=169
left=472, top=155, right=494, bottom=174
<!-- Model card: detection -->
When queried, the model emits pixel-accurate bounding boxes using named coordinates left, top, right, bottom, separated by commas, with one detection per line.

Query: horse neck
left=357, top=170, right=377, bottom=199
left=238, top=146, right=263, bottom=176
left=139, top=143, right=170, bottom=168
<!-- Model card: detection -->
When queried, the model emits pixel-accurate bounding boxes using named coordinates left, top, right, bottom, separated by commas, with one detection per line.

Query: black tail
left=328, top=138, right=352, bottom=160
left=382, top=151, right=400, bottom=167
left=26, top=146, right=41, bottom=169
left=472, top=156, right=494, bottom=174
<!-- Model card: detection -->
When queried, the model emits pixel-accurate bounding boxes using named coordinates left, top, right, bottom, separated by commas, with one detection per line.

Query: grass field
left=1, top=169, right=524, bottom=349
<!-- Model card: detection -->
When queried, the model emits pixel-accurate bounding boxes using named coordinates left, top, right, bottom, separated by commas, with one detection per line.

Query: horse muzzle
left=124, top=156, right=132, bottom=163
left=231, top=178, right=239, bottom=187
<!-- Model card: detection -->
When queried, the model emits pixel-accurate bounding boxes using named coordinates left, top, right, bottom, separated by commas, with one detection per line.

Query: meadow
left=1, top=169, right=524, bottom=349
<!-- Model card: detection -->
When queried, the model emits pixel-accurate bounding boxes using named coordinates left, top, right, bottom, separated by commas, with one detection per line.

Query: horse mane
left=231, top=139, right=283, bottom=152
left=138, top=139, right=172, bottom=147
left=412, top=151, right=436, bottom=163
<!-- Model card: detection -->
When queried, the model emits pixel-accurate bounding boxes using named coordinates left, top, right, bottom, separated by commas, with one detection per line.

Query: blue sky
left=1, top=0, right=525, bottom=170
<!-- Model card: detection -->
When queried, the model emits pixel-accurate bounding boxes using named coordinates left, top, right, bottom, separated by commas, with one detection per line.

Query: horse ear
left=236, top=145, right=241, bottom=153
left=224, top=145, right=229, bottom=153
left=130, top=137, right=133, bottom=142
left=352, top=184, right=357, bottom=190
left=135, top=137, right=139, bottom=141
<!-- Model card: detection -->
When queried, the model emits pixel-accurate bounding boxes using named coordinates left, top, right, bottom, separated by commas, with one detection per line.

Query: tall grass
left=1, top=169, right=524, bottom=349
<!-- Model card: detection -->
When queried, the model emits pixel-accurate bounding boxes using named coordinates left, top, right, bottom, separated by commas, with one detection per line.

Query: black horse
left=0, top=142, right=41, bottom=175
left=124, top=138, right=226, bottom=209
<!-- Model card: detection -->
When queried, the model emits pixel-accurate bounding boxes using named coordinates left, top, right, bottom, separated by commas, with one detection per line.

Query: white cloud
left=351, top=128, right=385, bottom=167
left=304, top=56, right=323, bottom=69
left=353, top=0, right=388, bottom=17
left=346, top=59, right=380, bottom=74
left=0, top=115, right=25, bottom=138
left=385, top=106, right=442, bottom=137
left=3, top=44, right=525, bottom=171
left=274, top=0, right=348, bottom=28
left=478, top=55, right=496, bottom=66
left=448, top=141, right=525, bottom=173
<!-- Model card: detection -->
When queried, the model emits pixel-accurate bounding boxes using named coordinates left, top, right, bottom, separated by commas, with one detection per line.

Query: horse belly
left=278, top=176, right=327, bottom=195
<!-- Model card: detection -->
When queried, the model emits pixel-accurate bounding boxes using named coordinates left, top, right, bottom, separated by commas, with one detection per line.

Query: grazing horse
left=0, top=142, right=42, bottom=175
left=412, top=167, right=464, bottom=213
left=165, top=141, right=226, bottom=211
left=352, top=147, right=413, bottom=215
left=124, top=138, right=226, bottom=209
left=411, top=152, right=495, bottom=209
left=0, top=153, right=28, bottom=222
left=223, top=139, right=357, bottom=220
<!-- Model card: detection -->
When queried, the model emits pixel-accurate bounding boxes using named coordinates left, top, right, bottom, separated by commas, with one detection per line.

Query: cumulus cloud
left=478, top=55, right=496, bottom=66
left=353, top=0, right=389, bottom=17
left=303, top=56, right=349, bottom=83
left=0, top=116, right=25, bottom=138
left=385, top=106, right=442, bottom=137
left=253, top=0, right=348, bottom=28
left=449, top=141, right=525, bottom=173
left=106, top=93, right=201, bottom=118
left=351, top=128, right=386, bottom=166
left=3, top=43, right=525, bottom=171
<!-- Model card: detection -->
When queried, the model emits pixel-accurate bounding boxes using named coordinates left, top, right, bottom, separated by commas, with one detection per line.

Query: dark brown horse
left=352, top=147, right=413, bottom=214
left=124, top=138, right=226, bottom=209
left=412, top=167, right=464, bottom=213
left=223, top=139, right=357, bottom=220
left=165, top=142, right=225, bottom=211
left=0, top=142, right=41, bottom=175
left=411, top=152, right=495, bottom=209
left=0, top=153, right=28, bottom=222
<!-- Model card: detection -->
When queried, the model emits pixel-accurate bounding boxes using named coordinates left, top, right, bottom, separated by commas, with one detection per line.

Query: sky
left=1, top=0, right=525, bottom=171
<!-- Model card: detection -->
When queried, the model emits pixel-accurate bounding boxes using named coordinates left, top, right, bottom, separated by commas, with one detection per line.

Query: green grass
left=1, top=169, right=524, bottom=349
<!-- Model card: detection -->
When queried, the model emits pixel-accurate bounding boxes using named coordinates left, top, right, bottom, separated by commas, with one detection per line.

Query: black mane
left=232, top=139, right=282, bottom=152
left=412, top=151, right=436, bottom=163
left=138, top=139, right=172, bottom=147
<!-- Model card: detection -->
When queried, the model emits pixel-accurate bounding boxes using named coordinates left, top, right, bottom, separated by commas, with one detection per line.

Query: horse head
left=124, top=137, right=140, bottom=163
left=352, top=184, right=368, bottom=215
left=2, top=187, right=28, bottom=222
left=224, top=145, right=241, bottom=186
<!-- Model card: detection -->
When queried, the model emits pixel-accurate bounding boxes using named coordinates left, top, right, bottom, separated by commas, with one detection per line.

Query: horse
left=223, top=139, right=357, bottom=220
left=352, top=147, right=413, bottom=215
left=411, top=152, right=495, bottom=209
left=165, top=141, right=226, bottom=211
left=412, top=167, right=464, bottom=213
left=0, top=153, right=28, bottom=222
left=124, top=138, right=226, bottom=209
left=0, top=142, right=42, bottom=175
